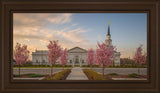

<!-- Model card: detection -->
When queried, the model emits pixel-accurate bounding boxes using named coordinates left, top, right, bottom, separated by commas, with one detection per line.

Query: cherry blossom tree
left=86, top=49, right=95, bottom=69
left=95, top=42, right=115, bottom=77
left=47, top=40, right=62, bottom=75
left=60, top=48, right=68, bottom=69
left=134, top=45, right=147, bottom=74
left=14, top=43, right=30, bottom=77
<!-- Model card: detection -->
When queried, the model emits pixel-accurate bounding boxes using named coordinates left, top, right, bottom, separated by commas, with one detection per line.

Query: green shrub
left=75, top=65, right=79, bottom=67
left=29, top=74, right=44, bottom=77
left=83, top=69, right=106, bottom=80
left=128, top=73, right=139, bottom=78
left=68, top=65, right=72, bottom=67
left=13, top=74, right=19, bottom=77
left=92, top=65, right=99, bottom=67
left=23, top=73, right=44, bottom=77
left=116, top=65, right=120, bottom=68
left=108, top=73, right=119, bottom=75
left=45, top=69, right=71, bottom=80
left=108, top=65, right=112, bottom=68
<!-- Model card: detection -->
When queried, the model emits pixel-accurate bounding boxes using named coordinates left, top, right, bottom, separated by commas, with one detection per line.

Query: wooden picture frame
left=0, top=0, right=159, bottom=93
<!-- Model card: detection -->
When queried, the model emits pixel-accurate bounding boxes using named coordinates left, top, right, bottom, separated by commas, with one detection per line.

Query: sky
left=13, top=13, right=147, bottom=59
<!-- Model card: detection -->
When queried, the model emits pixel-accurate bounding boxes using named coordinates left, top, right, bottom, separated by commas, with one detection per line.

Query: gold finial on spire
left=108, top=21, right=110, bottom=25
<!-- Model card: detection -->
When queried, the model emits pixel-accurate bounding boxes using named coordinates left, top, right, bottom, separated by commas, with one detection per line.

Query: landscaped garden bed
left=44, top=69, right=71, bottom=80
left=104, top=73, right=147, bottom=80
left=83, top=69, right=147, bottom=80
left=83, top=69, right=106, bottom=80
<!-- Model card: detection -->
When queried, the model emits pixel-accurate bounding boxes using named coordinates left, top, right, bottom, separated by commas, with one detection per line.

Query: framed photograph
left=0, top=0, right=160, bottom=93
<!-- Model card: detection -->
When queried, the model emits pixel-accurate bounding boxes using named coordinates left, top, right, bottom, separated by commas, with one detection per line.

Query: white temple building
left=32, top=21, right=120, bottom=66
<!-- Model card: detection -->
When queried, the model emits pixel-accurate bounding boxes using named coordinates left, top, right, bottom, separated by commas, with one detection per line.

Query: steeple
left=105, top=21, right=112, bottom=46
left=107, top=21, right=110, bottom=36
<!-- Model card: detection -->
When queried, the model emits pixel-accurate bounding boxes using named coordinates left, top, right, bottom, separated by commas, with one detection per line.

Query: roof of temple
left=67, top=47, right=87, bottom=53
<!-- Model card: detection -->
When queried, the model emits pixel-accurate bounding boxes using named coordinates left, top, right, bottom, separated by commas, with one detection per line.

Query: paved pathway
left=66, top=67, right=88, bottom=80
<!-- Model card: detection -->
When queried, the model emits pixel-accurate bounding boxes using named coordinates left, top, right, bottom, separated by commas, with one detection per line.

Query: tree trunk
left=138, top=64, right=140, bottom=75
left=102, top=66, right=104, bottom=77
left=51, top=64, right=53, bottom=75
left=138, top=67, right=140, bottom=75
left=19, top=65, right=20, bottom=77
left=90, top=65, right=92, bottom=70
left=102, top=62, right=105, bottom=77
left=50, top=64, right=53, bottom=80
left=137, top=64, right=140, bottom=75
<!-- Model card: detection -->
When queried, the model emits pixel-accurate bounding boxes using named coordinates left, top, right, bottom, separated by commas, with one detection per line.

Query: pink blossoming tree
left=60, top=48, right=68, bottom=69
left=47, top=40, right=62, bottom=75
left=95, top=42, right=115, bottom=77
left=134, top=45, right=147, bottom=74
left=86, top=49, right=95, bottom=69
left=14, top=43, right=30, bottom=77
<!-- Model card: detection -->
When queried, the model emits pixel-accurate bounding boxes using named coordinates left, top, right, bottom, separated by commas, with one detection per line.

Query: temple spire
left=107, top=21, right=110, bottom=36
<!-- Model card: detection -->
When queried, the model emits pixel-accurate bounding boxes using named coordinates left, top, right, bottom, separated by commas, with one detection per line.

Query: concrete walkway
left=66, top=67, right=88, bottom=80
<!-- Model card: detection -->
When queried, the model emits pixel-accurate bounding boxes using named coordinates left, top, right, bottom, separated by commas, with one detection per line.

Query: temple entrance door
left=74, top=55, right=82, bottom=67
left=75, top=56, right=79, bottom=65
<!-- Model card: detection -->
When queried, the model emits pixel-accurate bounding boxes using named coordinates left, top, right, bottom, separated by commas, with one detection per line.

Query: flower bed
left=44, top=69, right=71, bottom=80
left=83, top=69, right=106, bottom=80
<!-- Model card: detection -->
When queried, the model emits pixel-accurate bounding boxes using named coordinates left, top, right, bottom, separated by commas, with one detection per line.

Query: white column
left=72, top=59, right=74, bottom=67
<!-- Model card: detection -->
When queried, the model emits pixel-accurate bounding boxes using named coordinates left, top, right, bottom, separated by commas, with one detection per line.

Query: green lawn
left=13, top=73, right=44, bottom=77
left=13, top=67, right=72, bottom=68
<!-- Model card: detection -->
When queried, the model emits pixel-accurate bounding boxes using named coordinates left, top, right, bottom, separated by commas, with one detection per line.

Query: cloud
left=13, top=13, right=97, bottom=59
left=13, top=13, right=72, bottom=35
left=14, top=34, right=43, bottom=39
left=47, top=13, right=72, bottom=24
left=56, top=28, right=87, bottom=43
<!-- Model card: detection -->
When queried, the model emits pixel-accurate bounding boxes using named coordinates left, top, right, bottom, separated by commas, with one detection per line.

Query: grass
left=108, top=73, right=119, bottom=75
left=128, top=73, right=139, bottom=78
left=13, top=67, right=72, bottom=68
left=23, top=73, right=44, bottom=77
left=13, top=74, right=19, bottom=77
left=13, top=73, right=44, bottom=78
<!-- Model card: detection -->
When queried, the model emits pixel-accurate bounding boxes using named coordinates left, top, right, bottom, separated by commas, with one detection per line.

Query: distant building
left=32, top=47, right=88, bottom=67
left=32, top=21, right=120, bottom=66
